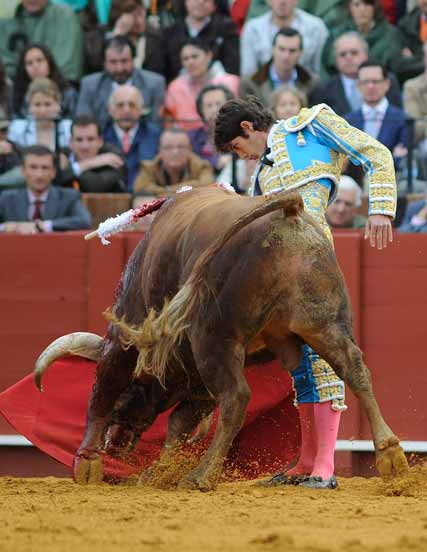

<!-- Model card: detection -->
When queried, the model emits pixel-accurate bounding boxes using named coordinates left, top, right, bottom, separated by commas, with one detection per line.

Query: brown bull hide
left=71, top=185, right=407, bottom=489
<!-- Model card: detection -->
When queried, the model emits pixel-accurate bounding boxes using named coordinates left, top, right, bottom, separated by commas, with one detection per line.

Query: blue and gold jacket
left=251, top=104, right=397, bottom=218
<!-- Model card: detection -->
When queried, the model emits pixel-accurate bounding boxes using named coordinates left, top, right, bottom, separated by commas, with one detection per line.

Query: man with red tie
left=0, top=144, right=91, bottom=233
left=102, top=85, right=161, bottom=192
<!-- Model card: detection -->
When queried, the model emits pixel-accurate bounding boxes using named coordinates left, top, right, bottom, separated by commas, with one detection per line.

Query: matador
left=214, top=99, right=396, bottom=489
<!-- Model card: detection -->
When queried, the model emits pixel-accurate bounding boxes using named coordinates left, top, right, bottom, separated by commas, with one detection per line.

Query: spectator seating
left=79, top=192, right=426, bottom=232
left=81, top=193, right=131, bottom=229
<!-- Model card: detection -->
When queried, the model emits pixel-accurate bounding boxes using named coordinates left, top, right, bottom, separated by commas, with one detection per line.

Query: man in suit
left=103, top=85, right=161, bottom=192
left=76, top=35, right=165, bottom=130
left=310, top=32, right=402, bottom=116
left=60, top=115, right=127, bottom=193
left=239, top=28, right=319, bottom=108
left=398, top=197, right=427, bottom=232
left=0, top=144, right=91, bottom=233
left=345, top=60, right=409, bottom=167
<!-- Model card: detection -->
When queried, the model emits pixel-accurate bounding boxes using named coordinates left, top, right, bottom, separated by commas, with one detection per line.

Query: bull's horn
left=34, top=332, right=103, bottom=392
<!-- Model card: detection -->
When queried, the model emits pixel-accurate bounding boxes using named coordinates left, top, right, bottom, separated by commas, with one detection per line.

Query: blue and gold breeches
left=291, top=181, right=347, bottom=411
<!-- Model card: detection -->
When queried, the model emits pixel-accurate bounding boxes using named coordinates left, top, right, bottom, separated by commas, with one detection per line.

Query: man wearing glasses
left=346, top=59, right=409, bottom=168
left=311, top=32, right=402, bottom=115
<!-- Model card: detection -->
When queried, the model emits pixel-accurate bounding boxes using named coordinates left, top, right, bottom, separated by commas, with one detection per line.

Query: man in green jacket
left=0, top=0, right=83, bottom=82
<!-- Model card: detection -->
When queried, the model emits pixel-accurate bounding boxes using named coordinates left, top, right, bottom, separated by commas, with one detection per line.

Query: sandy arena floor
left=1, top=466, right=427, bottom=552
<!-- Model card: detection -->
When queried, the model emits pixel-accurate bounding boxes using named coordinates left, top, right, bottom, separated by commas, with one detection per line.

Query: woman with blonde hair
left=271, top=85, right=308, bottom=120
left=8, top=77, right=72, bottom=151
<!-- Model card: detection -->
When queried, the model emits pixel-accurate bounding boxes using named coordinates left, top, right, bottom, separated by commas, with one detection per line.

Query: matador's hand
left=364, top=215, right=393, bottom=250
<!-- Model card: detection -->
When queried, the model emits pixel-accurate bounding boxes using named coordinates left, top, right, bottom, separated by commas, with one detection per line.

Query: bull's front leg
left=139, top=397, right=216, bottom=488
left=307, top=330, right=409, bottom=478
left=349, top=375, right=409, bottom=478
left=178, top=338, right=249, bottom=492
left=74, top=345, right=137, bottom=485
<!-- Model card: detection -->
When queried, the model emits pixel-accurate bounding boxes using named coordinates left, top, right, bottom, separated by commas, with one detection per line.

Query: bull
left=34, top=186, right=408, bottom=490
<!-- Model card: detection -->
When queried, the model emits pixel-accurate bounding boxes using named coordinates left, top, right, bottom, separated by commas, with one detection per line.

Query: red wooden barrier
left=0, top=230, right=426, bottom=475
left=360, top=233, right=427, bottom=441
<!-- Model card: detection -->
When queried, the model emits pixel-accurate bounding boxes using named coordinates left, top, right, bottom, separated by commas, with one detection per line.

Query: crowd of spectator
left=0, top=0, right=427, bottom=233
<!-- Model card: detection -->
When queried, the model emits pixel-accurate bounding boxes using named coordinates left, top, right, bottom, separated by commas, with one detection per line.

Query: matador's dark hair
left=214, top=96, right=274, bottom=153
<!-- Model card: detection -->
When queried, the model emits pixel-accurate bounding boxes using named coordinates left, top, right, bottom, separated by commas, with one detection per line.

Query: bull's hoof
left=73, top=454, right=104, bottom=485
left=178, top=467, right=219, bottom=492
left=376, top=437, right=409, bottom=478
left=178, top=475, right=216, bottom=492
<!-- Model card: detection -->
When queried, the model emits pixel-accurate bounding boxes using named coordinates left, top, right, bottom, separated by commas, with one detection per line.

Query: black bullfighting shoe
left=300, top=475, right=338, bottom=489
left=255, top=472, right=309, bottom=487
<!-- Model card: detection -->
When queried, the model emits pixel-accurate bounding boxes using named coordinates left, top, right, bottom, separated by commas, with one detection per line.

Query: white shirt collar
left=113, top=123, right=138, bottom=143
left=112, top=77, right=133, bottom=90
left=341, top=74, right=358, bottom=91
left=269, top=64, right=298, bottom=88
left=362, top=96, right=389, bottom=118
left=27, top=189, right=49, bottom=204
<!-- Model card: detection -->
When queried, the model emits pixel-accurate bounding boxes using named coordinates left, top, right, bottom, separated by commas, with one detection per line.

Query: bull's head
left=104, top=381, right=159, bottom=457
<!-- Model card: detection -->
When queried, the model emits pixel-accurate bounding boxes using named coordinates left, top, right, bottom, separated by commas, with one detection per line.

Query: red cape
left=0, top=357, right=300, bottom=481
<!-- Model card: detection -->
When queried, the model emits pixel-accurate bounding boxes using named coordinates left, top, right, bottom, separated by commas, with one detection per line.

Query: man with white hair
left=103, top=84, right=161, bottom=191
left=326, top=175, right=367, bottom=228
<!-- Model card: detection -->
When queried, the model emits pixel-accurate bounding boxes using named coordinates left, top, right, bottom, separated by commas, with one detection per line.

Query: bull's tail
left=109, top=192, right=304, bottom=385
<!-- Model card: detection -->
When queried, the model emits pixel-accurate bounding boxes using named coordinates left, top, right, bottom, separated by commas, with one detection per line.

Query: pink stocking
left=287, top=403, right=317, bottom=476
left=310, top=402, right=341, bottom=480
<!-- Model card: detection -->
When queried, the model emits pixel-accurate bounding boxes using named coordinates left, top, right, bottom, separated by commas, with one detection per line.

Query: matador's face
left=229, top=123, right=267, bottom=161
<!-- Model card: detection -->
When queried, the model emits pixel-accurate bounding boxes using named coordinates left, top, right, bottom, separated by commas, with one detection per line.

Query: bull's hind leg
left=305, top=329, right=408, bottom=478
left=178, top=338, right=249, bottom=491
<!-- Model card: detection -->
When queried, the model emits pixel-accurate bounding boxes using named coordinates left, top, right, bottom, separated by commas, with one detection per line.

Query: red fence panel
left=0, top=231, right=426, bottom=470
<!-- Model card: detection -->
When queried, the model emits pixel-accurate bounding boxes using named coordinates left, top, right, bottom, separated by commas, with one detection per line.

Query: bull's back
left=141, top=187, right=266, bottom=305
